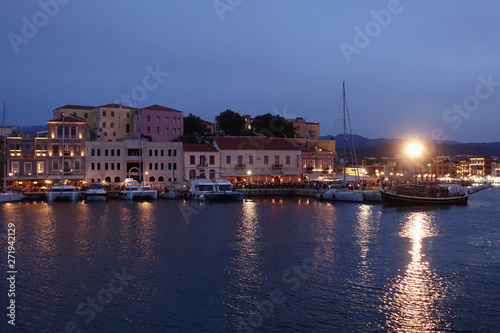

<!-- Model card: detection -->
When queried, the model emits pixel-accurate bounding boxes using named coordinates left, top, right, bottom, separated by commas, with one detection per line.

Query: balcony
left=197, top=163, right=207, bottom=168
left=235, top=164, right=246, bottom=169
left=272, top=164, right=283, bottom=169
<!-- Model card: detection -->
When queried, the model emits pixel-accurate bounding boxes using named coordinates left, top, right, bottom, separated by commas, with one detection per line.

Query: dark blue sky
left=1, top=1, right=499, bottom=142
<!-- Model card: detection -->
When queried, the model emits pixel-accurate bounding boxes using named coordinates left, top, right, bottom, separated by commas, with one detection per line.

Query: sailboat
left=46, top=113, right=80, bottom=202
left=317, top=82, right=363, bottom=202
left=0, top=103, right=25, bottom=203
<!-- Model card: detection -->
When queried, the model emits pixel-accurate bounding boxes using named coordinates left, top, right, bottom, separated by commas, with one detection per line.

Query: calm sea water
left=1, top=187, right=499, bottom=332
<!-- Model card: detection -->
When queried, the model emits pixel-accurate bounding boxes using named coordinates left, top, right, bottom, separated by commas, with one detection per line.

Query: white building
left=85, top=138, right=183, bottom=188
left=183, top=143, right=221, bottom=181
left=213, top=137, right=301, bottom=183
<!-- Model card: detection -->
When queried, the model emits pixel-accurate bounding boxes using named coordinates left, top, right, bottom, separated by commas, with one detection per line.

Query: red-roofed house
left=183, top=143, right=221, bottom=180
left=213, top=137, right=301, bottom=183
left=136, top=104, right=183, bottom=141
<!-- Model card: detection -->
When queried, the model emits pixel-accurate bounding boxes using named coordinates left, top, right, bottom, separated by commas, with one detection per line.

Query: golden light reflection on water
left=231, top=200, right=263, bottom=289
left=354, top=204, right=380, bottom=282
left=382, top=211, right=452, bottom=332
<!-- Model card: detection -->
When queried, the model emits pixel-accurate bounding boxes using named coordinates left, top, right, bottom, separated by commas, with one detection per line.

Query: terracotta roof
left=48, top=116, right=87, bottom=123
left=183, top=143, right=218, bottom=152
left=201, top=119, right=214, bottom=126
left=142, top=104, right=183, bottom=113
left=54, top=105, right=95, bottom=110
left=99, top=103, right=134, bottom=108
left=214, top=137, right=300, bottom=151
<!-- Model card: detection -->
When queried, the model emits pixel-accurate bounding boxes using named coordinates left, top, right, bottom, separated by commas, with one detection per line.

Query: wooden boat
left=380, top=183, right=468, bottom=205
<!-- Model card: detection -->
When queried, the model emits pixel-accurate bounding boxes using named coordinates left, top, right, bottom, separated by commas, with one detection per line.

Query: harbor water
left=1, top=187, right=499, bottom=332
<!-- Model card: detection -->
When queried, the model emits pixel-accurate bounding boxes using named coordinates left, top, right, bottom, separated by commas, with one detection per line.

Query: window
left=53, top=144, right=59, bottom=155
left=149, top=163, right=153, bottom=170
left=190, top=156, right=195, bottom=165
left=105, top=163, right=109, bottom=170
left=64, top=161, right=70, bottom=173
left=97, top=149, right=101, bottom=156
left=64, top=144, right=70, bottom=156
left=189, top=170, right=196, bottom=179
left=71, top=127, right=76, bottom=138
left=200, top=155, right=206, bottom=166
left=113, top=132, right=116, bottom=137
left=52, top=160, right=58, bottom=174
left=165, top=117, right=169, bottom=124
left=155, top=163, right=158, bottom=170
left=156, top=127, right=160, bottom=134
left=161, top=150, right=164, bottom=157
left=105, top=177, right=111, bottom=182
left=111, top=111, right=115, bottom=117
left=91, top=148, right=95, bottom=156
left=105, top=149, right=109, bottom=157
left=117, top=149, right=121, bottom=157
left=117, top=163, right=120, bottom=170
left=37, top=162, right=44, bottom=175
left=168, top=149, right=172, bottom=157
left=237, top=155, right=243, bottom=165
left=275, top=156, right=279, bottom=165
left=74, top=160, right=80, bottom=173
left=114, top=176, right=121, bottom=182
left=84, top=113, right=88, bottom=119
left=147, top=126, right=151, bottom=134
left=286, top=156, right=290, bottom=165
left=64, top=127, right=69, bottom=137
left=156, top=116, right=160, bottom=123
left=209, top=155, right=215, bottom=165
left=111, top=163, right=114, bottom=170
left=149, top=149, right=152, bottom=157
left=97, top=163, right=101, bottom=170
left=173, top=163, right=177, bottom=170
left=126, top=124, right=130, bottom=133
left=155, top=149, right=158, bottom=157
left=57, top=126, right=62, bottom=137
left=25, top=163, right=32, bottom=175
left=75, top=145, right=81, bottom=155
left=147, top=115, right=151, bottom=122
left=110, top=123, right=114, bottom=128
left=165, top=128, right=169, bottom=134
left=103, top=122, right=107, bottom=128
left=91, top=163, right=95, bottom=170
left=264, top=156, right=268, bottom=164
left=111, top=149, right=114, bottom=157
left=227, top=156, right=231, bottom=165
left=249, top=155, right=253, bottom=165
left=103, top=111, right=107, bottom=117
left=173, top=149, right=177, bottom=157
left=158, top=176, right=164, bottom=182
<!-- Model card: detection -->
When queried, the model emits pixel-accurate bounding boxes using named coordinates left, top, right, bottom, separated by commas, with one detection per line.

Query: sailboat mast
left=138, top=107, right=143, bottom=189
left=2, top=103, right=6, bottom=191
left=61, top=113, right=65, bottom=184
left=342, top=81, right=347, bottom=188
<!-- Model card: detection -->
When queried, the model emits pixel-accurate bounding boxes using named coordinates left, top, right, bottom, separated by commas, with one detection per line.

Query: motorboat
left=46, top=184, right=80, bottom=202
left=316, top=188, right=363, bottom=202
left=380, top=183, right=468, bottom=205
left=120, top=178, right=157, bottom=200
left=187, top=178, right=243, bottom=202
left=160, top=187, right=181, bottom=199
left=85, top=183, right=107, bottom=201
left=0, top=189, right=25, bottom=203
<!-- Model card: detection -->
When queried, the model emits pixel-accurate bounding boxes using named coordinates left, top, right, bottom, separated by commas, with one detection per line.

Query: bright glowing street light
left=406, top=142, right=423, bottom=158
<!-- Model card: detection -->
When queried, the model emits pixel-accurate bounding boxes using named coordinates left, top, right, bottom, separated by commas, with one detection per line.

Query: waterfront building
left=135, top=104, right=184, bottom=141
left=288, top=117, right=320, bottom=140
left=287, top=138, right=335, bottom=179
left=201, top=119, right=215, bottom=135
left=183, top=143, right=221, bottom=181
left=85, top=138, right=183, bottom=188
left=213, top=137, right=301, bottom=183
left=469, top=156, right=492, bottom=176
left=53, top=105, right=95, bottom=129
left=90, top=104, right=136, bottom=141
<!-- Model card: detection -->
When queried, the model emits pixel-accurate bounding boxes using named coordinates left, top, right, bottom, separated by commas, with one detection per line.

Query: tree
left=251, top=113, right=296, bottom=138
left=215, top=109, right=245, bottom=136
left=184, top=113, right=208, bottom=137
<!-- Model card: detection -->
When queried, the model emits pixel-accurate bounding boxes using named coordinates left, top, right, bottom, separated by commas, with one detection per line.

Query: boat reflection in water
left=380, top=211, right=453, bottom=332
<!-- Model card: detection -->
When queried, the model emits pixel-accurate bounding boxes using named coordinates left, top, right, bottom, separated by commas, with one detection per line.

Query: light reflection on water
left=381, top=210, right=453, bottom=332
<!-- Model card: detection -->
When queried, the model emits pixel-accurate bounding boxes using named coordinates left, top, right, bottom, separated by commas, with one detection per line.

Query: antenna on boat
left=61, top=112, right=65, bottom=185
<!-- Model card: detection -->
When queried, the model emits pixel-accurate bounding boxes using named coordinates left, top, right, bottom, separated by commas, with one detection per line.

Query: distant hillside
left=320, top=134, right=500, bottom=158
left=12, top=125, right=48, bottom=133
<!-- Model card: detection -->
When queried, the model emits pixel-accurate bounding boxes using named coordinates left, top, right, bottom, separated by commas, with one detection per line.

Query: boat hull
left=160, top=190, right=180, bottom=199
left=380, top=190, right=468, bottom=205
left=316, top=189, right=363, bottom=202
left=187, top=191, right=243, bottom=202
left=85, top=192, right=107, bottom=201
left=0, top=192, right=25, bottom=203
left=120, top=190, right=157, bottom=201
left=47, top=192, right=80, bottom=202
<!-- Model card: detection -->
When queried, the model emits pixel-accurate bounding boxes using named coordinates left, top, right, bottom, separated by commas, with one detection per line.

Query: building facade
left=91, top=104, right=136, bottom=141
left=136, top=105, right=183, bottom=141
left=213, top=137, right=301, bottom=183
left=183, top=143, right=221, bottom=181
left=85, top=138, right=183, bottom=188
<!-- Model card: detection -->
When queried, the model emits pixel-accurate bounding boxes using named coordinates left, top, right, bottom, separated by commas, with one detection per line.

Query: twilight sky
left=1, top=0, right=499, bottom=142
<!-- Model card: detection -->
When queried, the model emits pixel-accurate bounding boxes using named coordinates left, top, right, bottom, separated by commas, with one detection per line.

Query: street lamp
left=247, top=170, right=252, bottom=185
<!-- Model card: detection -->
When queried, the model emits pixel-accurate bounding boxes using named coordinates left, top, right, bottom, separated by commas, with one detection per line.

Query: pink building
left=135, top=104, right=183, bottom=141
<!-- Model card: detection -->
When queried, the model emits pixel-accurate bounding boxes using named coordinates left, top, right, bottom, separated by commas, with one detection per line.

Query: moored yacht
left=85, top=183, right=107, bottom=201
left=120, top=178, right=157, bottom=201
left=380, top=182, right=468, bottom=205
left=187, top=178, right=243, bottom=202
left=0, top=189, right=25, bottom=203
left=46, top=184, right=80, bottom=202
